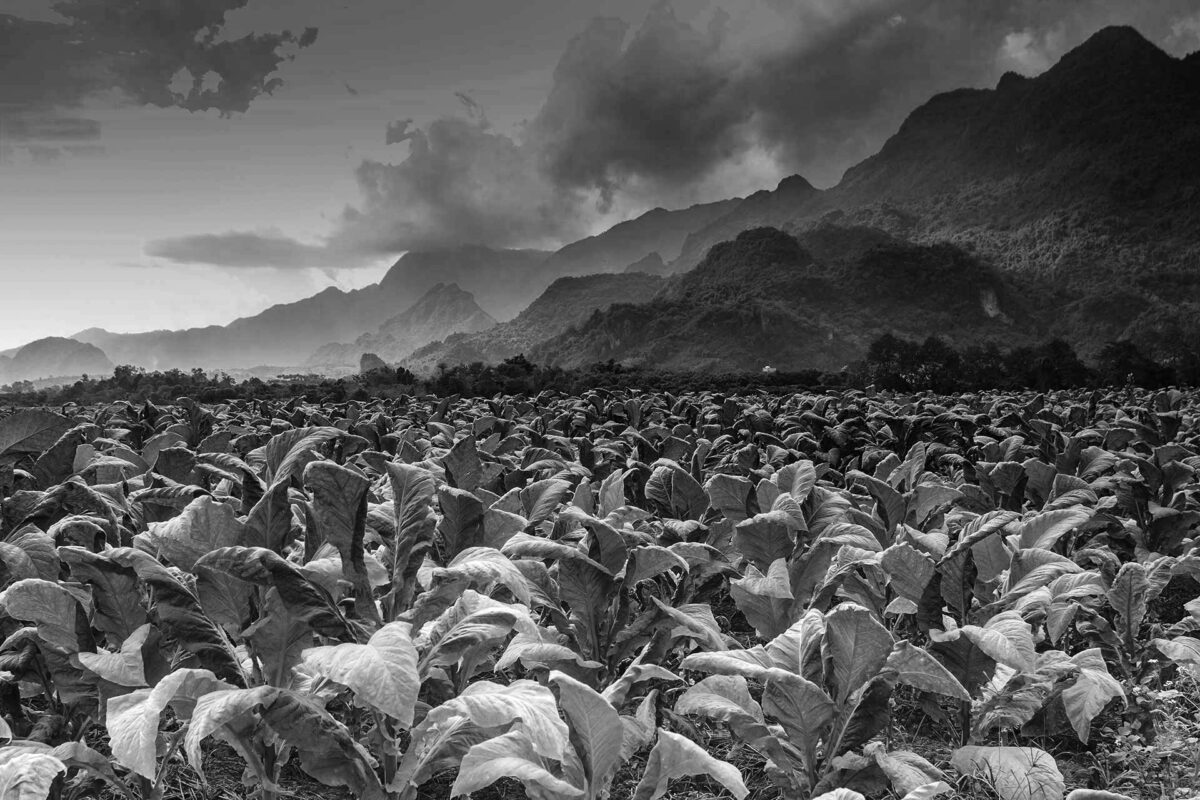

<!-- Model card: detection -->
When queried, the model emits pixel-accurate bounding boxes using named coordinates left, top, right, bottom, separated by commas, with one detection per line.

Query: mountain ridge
left=531, top=226, right=1047, bottom=371
left=15, top=25, right=1200, bottom=377
left=308, top=282, right=497, bottom=368
left=405, top=271, right=665, bottom=374
left=0, top=337, right=114, bottom=384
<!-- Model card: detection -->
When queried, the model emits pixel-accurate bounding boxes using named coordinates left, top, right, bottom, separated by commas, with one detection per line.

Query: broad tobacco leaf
left=730, top=558, right=793, bottom=640
left=416, top=590, right=537, bottom=680
left=59, top=546, right=147, bottom=646
left=1107, top=563, right=1149, bottom=646
left=1010, top=507, right=1093, bottom=550
left=549, top=671, right=624, bottom=799
left=1061, top=648, right=1124, bottom=743
left=383, top=462, right=437, bottom=614
left=733, top=511, right=796, bottom=573
left=393, top=679, right=569, bottom=797
left=950, top=746, right=1064, bottom=800
left=76, top=623, right=153, bottom=687
left=187, top=685, right=385, bottom=799
left=822, top=603, right=894, bottom=703
left=0, top=578, right=87, bottom=653
left=0, top=410, right=72, bottom=464
left=106, top=668, right=233, bottom=780
left=452, top=730, right=583, bottom=799
left=632, top=729, right=748, bottom=800
left=884, top=640, right=970, bottom=700
left=0, top=748, right=66, bottom=800
left=645, top=461, right=707, bottom=521
left=195, top=545, right=363, bottom=643
left=299, top=621, right=420, bottom=726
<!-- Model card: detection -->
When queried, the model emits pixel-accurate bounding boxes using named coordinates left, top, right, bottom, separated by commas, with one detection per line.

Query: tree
left=1096, top=340, right=1169, bottom=387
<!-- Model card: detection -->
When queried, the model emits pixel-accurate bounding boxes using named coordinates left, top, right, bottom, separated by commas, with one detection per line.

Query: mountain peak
left=1072, top=25, right=1159, bottom=56
left=776, top=174, right=816, bottom=196
left=1045, top=24, right=1174, bottom=83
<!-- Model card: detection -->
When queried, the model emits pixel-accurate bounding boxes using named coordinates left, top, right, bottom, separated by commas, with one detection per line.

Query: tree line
left=0, top=335, right=1190, bottom=406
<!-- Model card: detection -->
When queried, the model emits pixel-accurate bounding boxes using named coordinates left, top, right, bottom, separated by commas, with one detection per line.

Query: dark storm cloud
left=737, top=0, right=1200, bottom=183
left=331, top=0, right=1200, bottom=253
left=152, top=0, right=1200, bottom=267
left=520, top=0, right=1200, bottom=192
left=527, top=6, right=751, bottom=206
left=0, top=0, right=316, bottom=162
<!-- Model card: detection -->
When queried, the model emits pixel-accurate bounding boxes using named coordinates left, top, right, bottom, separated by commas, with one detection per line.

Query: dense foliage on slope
left=669, top=27, right=1200, bottom=357
left=532, top=227, right=1048, bottom=372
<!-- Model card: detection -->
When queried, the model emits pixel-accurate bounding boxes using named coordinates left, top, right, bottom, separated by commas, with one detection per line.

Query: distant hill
left=406, top=272, right=665, bottom=374
left=530, top=227, right=1047, bottom=371
left=71, top=247, right=546, bottom=370
left=43, top=201, right=738, bottom=374
left=0, top=337, right=113, bottom=384
left=308, top=283, right=496, bottom=368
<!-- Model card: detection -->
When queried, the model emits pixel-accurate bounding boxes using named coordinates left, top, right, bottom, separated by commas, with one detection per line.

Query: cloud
left=329, top=116, right=590, bottom=253
left=3, top=115, right=101, bottom=142
left=152, top=0, right=1200, bottom=267
left=146, top=231, right=343, bottom=269
left=0, top=0, right=317, bottom=162
left=528, top=7, right=752, bottom=207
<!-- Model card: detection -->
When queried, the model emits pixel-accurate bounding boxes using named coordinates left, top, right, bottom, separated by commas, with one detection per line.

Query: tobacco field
left=0, top=387, right=1197, bottom=800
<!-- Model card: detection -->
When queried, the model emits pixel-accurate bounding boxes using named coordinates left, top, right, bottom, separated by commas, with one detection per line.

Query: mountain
left=405, top=272, right=665, bottom=374
left=22, top=27, right=1196, bottom=377
left=45, top=201, right=738, bottom=374
left=0, top=337, right=113, bottom=384
left=624, top=252, right=668, bottom=275
left=529, top=227, right=1047, bottom=371
left=308, top=283, right=496, bottom=368
left=665, top=27, right=1200, bottom=355
left=375, top=247, right=551, bottom=323
left=541, top=199, right=739, bottom=277
left=72, top=247, right=546, bottom=370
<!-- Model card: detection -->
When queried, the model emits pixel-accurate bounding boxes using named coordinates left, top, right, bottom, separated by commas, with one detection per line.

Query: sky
left=2, top=0, right=1199, bottom=351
